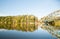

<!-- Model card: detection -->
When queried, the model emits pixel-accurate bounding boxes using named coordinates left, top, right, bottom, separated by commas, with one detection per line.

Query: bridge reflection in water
left=40, top=10, right=60, bottom=39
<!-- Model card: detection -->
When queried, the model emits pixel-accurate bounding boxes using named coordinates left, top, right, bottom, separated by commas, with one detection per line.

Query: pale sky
left=0, top=0, right=60, bottom=18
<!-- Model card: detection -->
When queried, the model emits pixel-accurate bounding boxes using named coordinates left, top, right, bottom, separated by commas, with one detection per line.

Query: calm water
left=0, top=26, right=57, bottom=39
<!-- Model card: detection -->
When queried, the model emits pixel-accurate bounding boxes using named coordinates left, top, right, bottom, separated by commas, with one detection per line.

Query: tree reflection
left=0, top=15, right=38, bottom=32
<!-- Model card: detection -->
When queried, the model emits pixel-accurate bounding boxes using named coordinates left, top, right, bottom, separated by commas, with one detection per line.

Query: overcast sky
left=0, top=0, right=60, bottom=18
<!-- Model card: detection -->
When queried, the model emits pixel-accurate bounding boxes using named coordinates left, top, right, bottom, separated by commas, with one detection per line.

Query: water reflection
left=0, top=24, right=38, bottom=32
left=0, top=15, right=58, bottom=39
